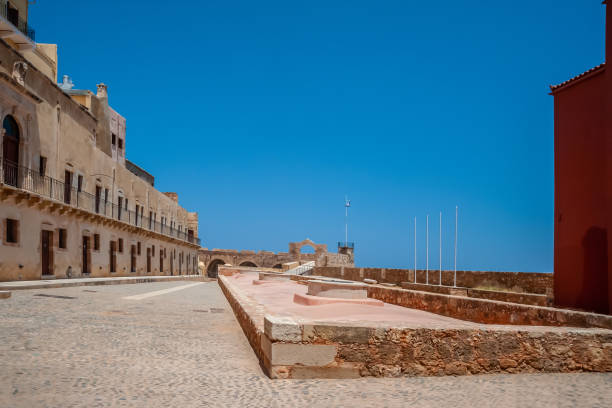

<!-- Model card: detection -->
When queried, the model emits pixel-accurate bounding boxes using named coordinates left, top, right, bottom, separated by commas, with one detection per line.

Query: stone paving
left=0, top=281, right=610, bottom=407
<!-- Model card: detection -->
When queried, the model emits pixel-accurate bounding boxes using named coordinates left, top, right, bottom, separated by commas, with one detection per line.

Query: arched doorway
left=239, top=261, right=257, bottom=268
left=273, top=264, right=283, bottom=269
left=207, top=259, right=226, bottom=278
left=2, top=115, right=20, bottom=187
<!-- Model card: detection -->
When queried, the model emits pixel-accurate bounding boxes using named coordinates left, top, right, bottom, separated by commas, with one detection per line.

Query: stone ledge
left=218, top=270, right=612, bottom=378
left=0, top=275, right=206, bottom=291
left=0, top=290, right=11, bottom=299
left=369, top=285, right=612, bottom=329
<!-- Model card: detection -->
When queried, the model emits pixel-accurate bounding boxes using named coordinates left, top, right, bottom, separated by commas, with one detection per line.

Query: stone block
left=264, top=315, right=302, bottom=342
left=363, top=278, right=377, bottom=284
left=303, top=324, right=373, bottom=344
left=290, top=363, right=362, bottom=379
left=262, top=335, right=337, bottom=366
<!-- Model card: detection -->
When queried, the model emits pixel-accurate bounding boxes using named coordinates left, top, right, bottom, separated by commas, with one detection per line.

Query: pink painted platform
left=229, top=272, right=478, bottom=327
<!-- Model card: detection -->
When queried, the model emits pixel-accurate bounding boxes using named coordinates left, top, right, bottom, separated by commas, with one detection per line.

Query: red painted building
left=551, top=1, right=612, bottom=314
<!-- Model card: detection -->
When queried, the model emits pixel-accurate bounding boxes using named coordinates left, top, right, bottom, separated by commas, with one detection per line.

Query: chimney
left=164, top=192, right=178, bottom=203
left=96, top=83, right=108, bottom=98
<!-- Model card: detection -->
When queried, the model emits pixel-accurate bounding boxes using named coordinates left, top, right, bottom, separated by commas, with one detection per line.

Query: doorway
left=41, top=230, right=53, bottom=276
left=82, top=236, right=91, bottom=275
left=110, top=241, right=117, bottom=273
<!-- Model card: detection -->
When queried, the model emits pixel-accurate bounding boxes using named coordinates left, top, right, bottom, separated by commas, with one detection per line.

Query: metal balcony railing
left=0, top=159, right=201, bottom=246
left=0, top=0, right=35, bottom=42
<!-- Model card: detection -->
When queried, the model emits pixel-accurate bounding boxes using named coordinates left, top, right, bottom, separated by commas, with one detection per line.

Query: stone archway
left=207, top=259, right=226, bottom=278
left=239, top=261, right=257, bottom=267
left=289, top=239, right=327, bottom=259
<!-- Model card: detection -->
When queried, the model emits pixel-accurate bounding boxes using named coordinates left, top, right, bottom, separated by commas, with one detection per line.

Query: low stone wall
left=369, top=285, right=612, bottom=329
left=313, top=267, right=553, bottom=295
left=399, top=282, right=548, bottom=307
left=218, top=268, right=612, bottom=379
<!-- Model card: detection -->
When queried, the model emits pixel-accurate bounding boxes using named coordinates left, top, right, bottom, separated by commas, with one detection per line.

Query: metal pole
left=439, top=211, right=442, bottom=286
left=454, top=205, right=458, bottom=287
left=414, top=216, right=417, bottom=283
left=426, top=214, right=429, bottom=285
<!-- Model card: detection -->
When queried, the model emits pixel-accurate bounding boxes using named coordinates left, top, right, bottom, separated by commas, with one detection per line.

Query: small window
left=118, top=138, right=124, bottom=150
left=5, top=219, right=19, bottom=244
left=112, top=133, right=117, bottom=146
left=104, top=188, right=109, bottom=202
left=58, top=229, right=67, bottom=249
left=118, top=238, right=123, bottom=253
left=39, top=156, right=47, bottom=177
left=77, top=175, right=83, bottom=192
left=137, top=241, right=141, bottom=255
left=94, top=234, right=100, bottom=251
left=164, top=248, right=166, bottom=258
left=152, top=245, right=155, bottom=256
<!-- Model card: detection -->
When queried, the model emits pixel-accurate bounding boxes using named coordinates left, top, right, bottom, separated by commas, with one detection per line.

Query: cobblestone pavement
left=0, top=281, right=610, bottom=408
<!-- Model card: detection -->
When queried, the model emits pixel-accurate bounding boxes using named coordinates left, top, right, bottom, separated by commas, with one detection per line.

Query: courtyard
left=0, top=281, right=610, bottom=407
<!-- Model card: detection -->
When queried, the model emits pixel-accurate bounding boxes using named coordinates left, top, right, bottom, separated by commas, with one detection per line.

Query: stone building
left=0, top=0, right=200, bottom=281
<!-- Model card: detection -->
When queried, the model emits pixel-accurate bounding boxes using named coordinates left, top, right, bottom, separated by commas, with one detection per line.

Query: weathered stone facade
left=200, top=239, right=354, bottom=278
left=0, top=7, right=199, bottom=281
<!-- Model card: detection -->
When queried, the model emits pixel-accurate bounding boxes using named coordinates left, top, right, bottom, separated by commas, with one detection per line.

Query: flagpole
left=439, top=211, right=442, bottom=286
left=426, top=214, right=429, bottom=285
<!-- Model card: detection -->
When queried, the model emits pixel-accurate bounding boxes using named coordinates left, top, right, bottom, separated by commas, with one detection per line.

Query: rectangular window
left=152, top=245, right=155, bottom=256
left=77, top=175, right=83, bottom=192
left=135, top=204, right=139, bottom=225
left=58, top=228, right=67, bottom=249
left=5, top=219, right=19, bottom=244
left=118, top=238, right=123, bottom=253
left=112, top=133, right=117, bottom=146
left=118, top=138, right=124, bottom=151
left=117, top=196, right=123, bottom=220
left=137, top=241, right=141, bottom=255
left=39, top=156, right=46, bottom=177
left=64, top=170, right=73, bottom=204
left=94, top=234, right=100, bottom=251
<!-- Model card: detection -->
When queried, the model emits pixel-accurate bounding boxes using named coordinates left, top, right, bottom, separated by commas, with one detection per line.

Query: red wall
left=553, top=70, right=609, bottom=314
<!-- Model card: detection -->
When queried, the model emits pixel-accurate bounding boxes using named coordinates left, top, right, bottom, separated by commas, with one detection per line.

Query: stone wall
left=201, top=240, right=354, bottom=278
left=218, top=269, right=612, bottom=379
left=368, top=285, right=612, bottom=329
left=313, top=267, right=553, bottom=295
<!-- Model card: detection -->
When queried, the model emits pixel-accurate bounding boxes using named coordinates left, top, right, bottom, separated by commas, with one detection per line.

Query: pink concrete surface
left=230, top=272, right=477, bottom=326
left=293, top=292, right=384, bottom=307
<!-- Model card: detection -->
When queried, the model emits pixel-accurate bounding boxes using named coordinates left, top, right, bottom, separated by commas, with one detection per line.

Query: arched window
left=2, top=115, right=20, bottom=186
left=3, top=115, right=20, bottom=141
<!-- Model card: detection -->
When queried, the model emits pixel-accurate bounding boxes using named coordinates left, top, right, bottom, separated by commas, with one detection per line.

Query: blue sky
left=30, top=1, right=606, bottom=271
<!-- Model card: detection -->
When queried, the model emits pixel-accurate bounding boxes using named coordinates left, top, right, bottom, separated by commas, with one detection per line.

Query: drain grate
left=34, top=294, right=76, bottom=300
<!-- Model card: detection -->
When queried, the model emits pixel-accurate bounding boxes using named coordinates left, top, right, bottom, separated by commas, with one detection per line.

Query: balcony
left=0, top=0, right=35, bottom=50
left=0, top=159, right=201, bottom=246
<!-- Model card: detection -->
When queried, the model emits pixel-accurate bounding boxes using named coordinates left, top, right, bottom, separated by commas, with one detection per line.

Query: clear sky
left=29, top=1, right=606, bottom=271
